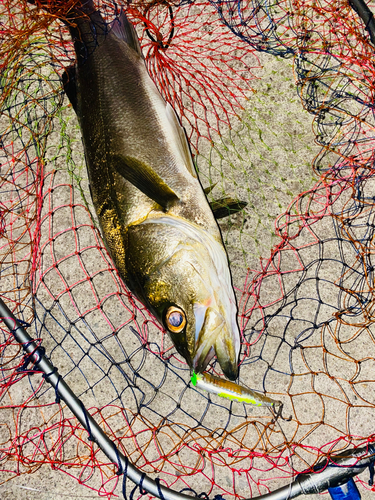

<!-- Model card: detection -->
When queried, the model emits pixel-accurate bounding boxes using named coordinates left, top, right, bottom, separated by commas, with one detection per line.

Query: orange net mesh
left=1, top=0, right=375, bottom=498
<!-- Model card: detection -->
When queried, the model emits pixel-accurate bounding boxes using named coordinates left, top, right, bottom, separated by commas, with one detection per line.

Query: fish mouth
left=192, top=306, right=239, bottom=381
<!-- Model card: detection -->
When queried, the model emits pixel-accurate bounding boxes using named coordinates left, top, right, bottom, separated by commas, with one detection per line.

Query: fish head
left=126, top=217, right=240, bottom=380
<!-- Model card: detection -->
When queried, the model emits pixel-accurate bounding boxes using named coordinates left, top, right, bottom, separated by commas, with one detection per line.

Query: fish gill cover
left=0, top=0, right=375, bottom=498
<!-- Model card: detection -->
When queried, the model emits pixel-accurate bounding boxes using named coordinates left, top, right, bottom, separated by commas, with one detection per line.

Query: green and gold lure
left=191, top=371, right=282, bottom=408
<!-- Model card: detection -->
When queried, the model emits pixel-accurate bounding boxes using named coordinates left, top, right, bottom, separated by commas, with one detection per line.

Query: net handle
left=0, top=296, right=193, bottom=500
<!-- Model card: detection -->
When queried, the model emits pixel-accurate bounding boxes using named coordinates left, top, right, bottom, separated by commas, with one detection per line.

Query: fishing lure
left=191, top=371, right=282, bottom=408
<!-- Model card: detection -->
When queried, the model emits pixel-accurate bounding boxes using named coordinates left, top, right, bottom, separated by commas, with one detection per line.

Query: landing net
left=1, top=0, right=375, bottom=498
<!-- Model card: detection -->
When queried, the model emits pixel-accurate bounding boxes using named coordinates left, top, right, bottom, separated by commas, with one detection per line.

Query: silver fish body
left=60, top=5, right=241, bottom=379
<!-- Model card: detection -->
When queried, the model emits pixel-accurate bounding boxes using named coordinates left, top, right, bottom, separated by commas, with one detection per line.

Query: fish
left=33, top=0, right=242, bottom=380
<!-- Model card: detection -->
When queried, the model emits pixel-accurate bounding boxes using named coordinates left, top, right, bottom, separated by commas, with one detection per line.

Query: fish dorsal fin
left=113, top=154, right=179, bottom=210
left=111, top=10, right=144, bottom=58
left=165, top=102, right=197, bottom=179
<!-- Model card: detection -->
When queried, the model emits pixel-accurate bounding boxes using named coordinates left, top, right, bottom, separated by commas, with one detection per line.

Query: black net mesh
left=1, top=0, right=375, bottom=498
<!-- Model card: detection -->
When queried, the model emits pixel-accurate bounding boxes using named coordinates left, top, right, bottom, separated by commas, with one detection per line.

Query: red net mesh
left=1, top=0, right=375, bottom=498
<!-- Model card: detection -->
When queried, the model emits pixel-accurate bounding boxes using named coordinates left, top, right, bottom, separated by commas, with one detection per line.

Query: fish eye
left=165, top=306, right=186, bottom=333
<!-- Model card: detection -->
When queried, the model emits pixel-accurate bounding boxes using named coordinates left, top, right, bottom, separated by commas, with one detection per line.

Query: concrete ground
left=1, top=9, right=374, bottom=500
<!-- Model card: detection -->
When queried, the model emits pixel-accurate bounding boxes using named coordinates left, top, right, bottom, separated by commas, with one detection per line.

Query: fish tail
left=29, top=0, right=108, bottom=63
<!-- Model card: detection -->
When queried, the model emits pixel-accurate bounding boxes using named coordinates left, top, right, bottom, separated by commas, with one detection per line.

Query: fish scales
left=78, top=27, right=216, bottom=228
left=40, top=1, right=241, bottom=380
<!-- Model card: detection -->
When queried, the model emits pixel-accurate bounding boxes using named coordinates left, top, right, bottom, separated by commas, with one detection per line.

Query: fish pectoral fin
left=165, top=103, right=197, bottom=179
left=62, top=65, right=78, bottom=111
left=113, top=155, right=180, bottom=210
left=210, top=197, right=247, bottom=219
left=111, top=10, right=144, bottom=59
